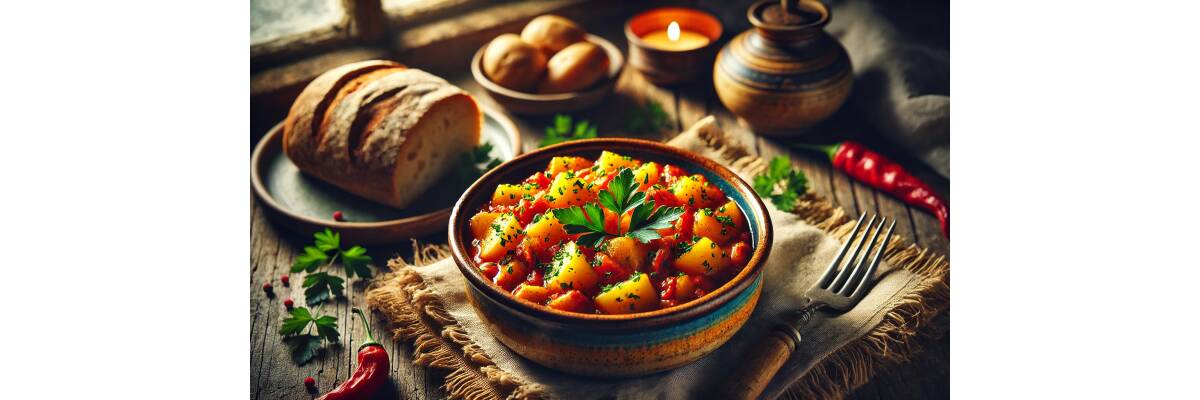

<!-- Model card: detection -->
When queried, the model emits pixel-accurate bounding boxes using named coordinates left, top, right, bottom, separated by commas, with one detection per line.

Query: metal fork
left=715, top=213, right=896, bottom=400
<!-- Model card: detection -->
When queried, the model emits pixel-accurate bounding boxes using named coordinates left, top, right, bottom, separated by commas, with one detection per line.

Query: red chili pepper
left=317, top=308, right=389, bottom=400
left=801, top=141, right=949, bottom=237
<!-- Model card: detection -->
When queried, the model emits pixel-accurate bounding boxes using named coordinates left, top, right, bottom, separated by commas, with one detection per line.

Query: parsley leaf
left=291, top=246, right=328, bottom=273
left=753, top=156, right=809, bottom=211
left=313, top=228, right=340, bottom=252
left=283, top=335, right=323, bottom=365
left=278, top=306, right=340, bottom=365
left=553, top=167, right=684, bottom=245
left=625, top=100, right=673, bottom=135
left=302, top=272, right=344, bottom=306
left=454, top=143, right=502, bottom=185
left=541, top=114, right=598, bottom=147
left=340, top=245, right=373, bottom=279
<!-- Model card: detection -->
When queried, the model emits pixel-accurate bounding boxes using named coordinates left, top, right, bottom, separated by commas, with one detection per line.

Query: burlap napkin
left=367, top=117, right=948, bottom=400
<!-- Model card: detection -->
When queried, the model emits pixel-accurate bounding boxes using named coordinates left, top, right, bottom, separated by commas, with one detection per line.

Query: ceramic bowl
left=448, top=138, right=773, bottom=377
left=471, top=34, right=624, bottom=115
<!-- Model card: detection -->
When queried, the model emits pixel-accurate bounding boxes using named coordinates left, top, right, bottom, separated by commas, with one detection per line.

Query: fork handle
left=712, top=324, right=802, bottom=400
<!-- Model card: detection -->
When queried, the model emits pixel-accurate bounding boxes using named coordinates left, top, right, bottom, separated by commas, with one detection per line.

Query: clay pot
left=714, top=0, right=852, bottom=136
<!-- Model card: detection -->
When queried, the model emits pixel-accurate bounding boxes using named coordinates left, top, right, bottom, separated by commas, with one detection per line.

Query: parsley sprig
left=454, top=143, right=502, bottom=184
left=541, top=114, right=598, bottom=147
left=278, top=306, right=339, bottom=365
left=553, top=168, right=684, bottom=247
left=291, top=229, right=373, bottom=306
left=625, top=100, right=673, bottom=135
left=753, top=156, right=810, bottom=211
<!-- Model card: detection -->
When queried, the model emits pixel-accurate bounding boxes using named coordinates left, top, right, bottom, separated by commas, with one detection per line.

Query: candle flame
left=668, top=21, right=680, bottom=41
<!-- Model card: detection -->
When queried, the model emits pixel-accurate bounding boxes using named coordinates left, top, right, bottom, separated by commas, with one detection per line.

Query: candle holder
left=625, top=7, right=723, bottom=85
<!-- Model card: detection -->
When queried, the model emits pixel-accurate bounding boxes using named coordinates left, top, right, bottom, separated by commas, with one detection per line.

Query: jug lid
left=748, top=0, right=830, bottom=32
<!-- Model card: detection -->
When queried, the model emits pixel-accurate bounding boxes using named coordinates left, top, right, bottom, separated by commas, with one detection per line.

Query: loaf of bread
left=482, top=33, right=547, bottom=91
left=283, top=60, right=482, bottom=208
left=520, top=15, right=586, bottom=55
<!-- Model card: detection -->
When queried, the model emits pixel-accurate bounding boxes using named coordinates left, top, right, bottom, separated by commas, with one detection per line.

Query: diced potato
left=546, top=289, right=591, bottom=312
left=523, top=213, right=567, bottom=255
left=594, top=272, right=658, bottom=314
left=469, top=212, right=500, bottom=240
left=633, top=162, right=660, bottom=190
left=675, top=274, right=697, bottom=302
left=546, top=171, right=596, bottom=208
left=514, top=283, right=551, bottom=304
left=597, top=150, right=640, bottom=172
left=545, top=241, right=599, bottom=292
left=693, top=203, right=743, bottom=244
left=479, top=213, right=521, bottom=262
left=493, top=260, right=530, bottom=290
left=671, top=175, right=724, bottom=209
left=547, top=156, right=593, bottom=176
left=492, top=183, right=539, bottom=206
left=605, top=236, right=648, bottom=270
left=674, top=237, right=731, bottom=276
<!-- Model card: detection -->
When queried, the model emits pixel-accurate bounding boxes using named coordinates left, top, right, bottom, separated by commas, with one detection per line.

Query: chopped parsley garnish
left=552, top=168, right=685, bottom=246
left=541, top=114, right=598, bottom=147
left=753, top=156, right=809, bottom=211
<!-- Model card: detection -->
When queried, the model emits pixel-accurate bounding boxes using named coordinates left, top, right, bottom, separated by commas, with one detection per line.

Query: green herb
left=552, top=168, right=684, bottom=246
left=752, top=156, right=809, bottom=211
left=625, top=100, right=673, bottom=135
left=290, top=229, right=373, bottom=306
left=541, top=114, right=598, bottom=147
left=278, top=307, right=339, bottom=365
left=454, top=143, right=503, bottom=184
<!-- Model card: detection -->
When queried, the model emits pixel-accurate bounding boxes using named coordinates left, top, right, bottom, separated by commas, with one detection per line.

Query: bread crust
left=283, top=62, right=481, bottom=207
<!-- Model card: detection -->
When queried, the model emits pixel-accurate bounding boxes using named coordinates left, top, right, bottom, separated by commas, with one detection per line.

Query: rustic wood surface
left=251, top=5, right=948, bottom=399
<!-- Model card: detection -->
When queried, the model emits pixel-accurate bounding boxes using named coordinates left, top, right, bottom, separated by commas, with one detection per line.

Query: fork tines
left=816, top=213, right=897, bottom=300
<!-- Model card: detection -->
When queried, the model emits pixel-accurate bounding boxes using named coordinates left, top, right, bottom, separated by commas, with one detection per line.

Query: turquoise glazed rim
left=448, top=138, right=773, bottom=329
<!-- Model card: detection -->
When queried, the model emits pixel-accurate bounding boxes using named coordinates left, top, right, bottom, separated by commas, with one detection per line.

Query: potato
left=671, top=174, right=724, bottom=209
left=546, top=171, right=596, bottom=208
left=514, top=283, right=551, bottom=304
left=674, top=237, right=731, bottom=276
left=492, top=183, right=540, bottom=206
left=493, top=260, right=530, bottom=291
left=675, top=274, right=697, bottom=302
left=545, top=241, right=599, bottom=292
left=482, top=33, right=546, bottom=91
left=596, top=150, right=640, bottom=173
left=547, top=156, right=592, bottom=176
left=523, top=213, right=567, bottom=255
left=605, top=236, right=648, bottom=270
left=594, top=272, right=658, bottom=314
left=693, top=202, right=744, bottom=244
left=537, top=41, right=610, bottom=94
left=520, top=15, right=587, bottom=55
left=633, top=162, right=660, bottom=190
left=479, top=213, right=522, bottom=262
left=469, top=212, right=500, bottom=240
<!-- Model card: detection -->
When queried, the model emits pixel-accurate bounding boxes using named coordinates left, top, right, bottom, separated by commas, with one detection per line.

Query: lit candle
left=640, top=21, right=711, bottom=51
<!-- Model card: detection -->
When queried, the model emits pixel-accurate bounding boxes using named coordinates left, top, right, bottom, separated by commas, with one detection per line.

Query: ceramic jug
left=714, top=0, right=852, bottom=136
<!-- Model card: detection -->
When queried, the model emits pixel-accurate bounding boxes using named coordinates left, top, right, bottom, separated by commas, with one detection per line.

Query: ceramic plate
left=251, top=107, right=522, bottom=244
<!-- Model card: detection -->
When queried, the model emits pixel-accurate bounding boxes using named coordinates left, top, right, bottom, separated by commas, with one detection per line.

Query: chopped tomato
left=593, top=253, right=629, bottom=285
left=526, top=267, right=545, bottom=287
left=662, top=164, right=688, bottom=184
left=524, top=171, right=551, bottom=189
left=660, top=276, right=678, bottom=300
left=546, top=290, right=592, bottom=313
left=479, top=262, right=499, bottom=280
left=515, top=195, right=550, bottom=225
left=730, top=241, right=751, bottom=267
left=648, top=248, right=671, bottom=275
left=649, top=188, right=681, bottom=208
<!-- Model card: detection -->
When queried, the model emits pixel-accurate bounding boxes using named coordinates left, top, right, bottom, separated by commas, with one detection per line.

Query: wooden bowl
left=448, top=139, right=773, bottom=377
left=471, top=34, right=624, bottom=115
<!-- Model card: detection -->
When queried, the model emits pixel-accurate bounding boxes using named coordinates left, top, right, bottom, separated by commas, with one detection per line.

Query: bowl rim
left=448, top=138, right=773, bottom=324
left=470, top=33, right=625, bottom=101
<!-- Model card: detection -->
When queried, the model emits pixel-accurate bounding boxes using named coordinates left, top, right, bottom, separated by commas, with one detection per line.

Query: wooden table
left=251, top=12, right=948, bottom=400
